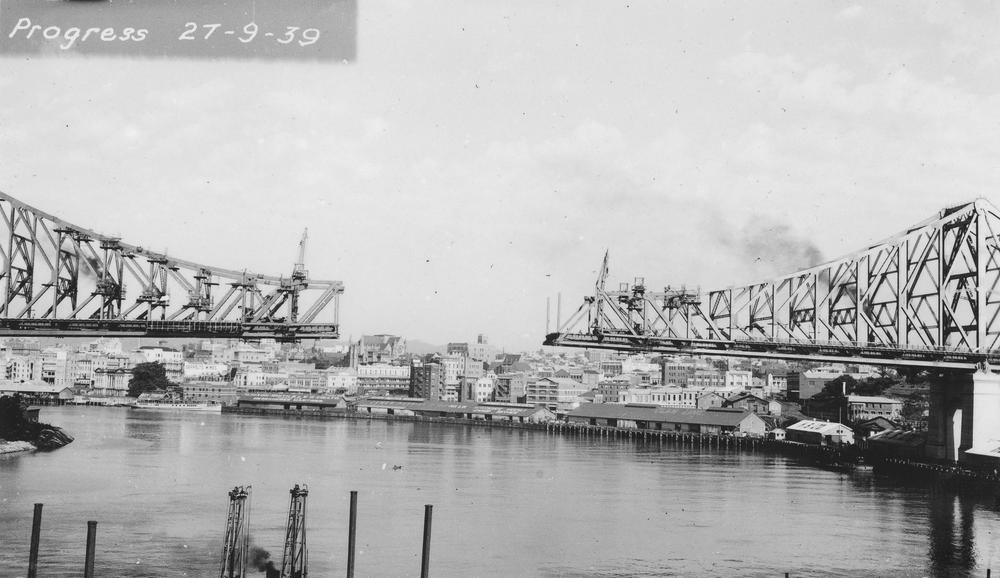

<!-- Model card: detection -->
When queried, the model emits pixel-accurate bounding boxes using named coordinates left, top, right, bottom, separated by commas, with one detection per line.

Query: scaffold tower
left=280, top=484, right=308, bottom=578
left=219, top=485, right=252, bottom=578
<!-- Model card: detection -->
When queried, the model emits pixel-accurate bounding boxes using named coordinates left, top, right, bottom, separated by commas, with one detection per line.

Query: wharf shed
left=786, top=419, right=854, bottom=445
left=867, top=429, right=925, bottom=460
left=353, top=398, right=556, bottom=423
left=0, top=381, right=74, bottom=403
left=562, top=404, right=767, bottom=436
left=236, top=393, right=346, bottom=412
left=353, top=397, right=424, bottom=416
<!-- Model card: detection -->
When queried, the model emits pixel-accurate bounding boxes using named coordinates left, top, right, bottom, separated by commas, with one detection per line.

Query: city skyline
left=3, top=1, right=998, bottom=351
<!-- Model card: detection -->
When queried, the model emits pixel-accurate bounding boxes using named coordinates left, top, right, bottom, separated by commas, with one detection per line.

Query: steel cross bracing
left=280, top=484, right=308, bottom=578
left=545, top=199, right=1000, bottom=370
left=219, top=486, right=252, bottom=578
left=0, top=191, right=343, bottom=340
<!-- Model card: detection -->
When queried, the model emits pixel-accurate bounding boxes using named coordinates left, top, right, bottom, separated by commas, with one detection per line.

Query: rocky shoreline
left=0, top=440, right=36, bottom=454
left=0, top=426, right=74, bottom=455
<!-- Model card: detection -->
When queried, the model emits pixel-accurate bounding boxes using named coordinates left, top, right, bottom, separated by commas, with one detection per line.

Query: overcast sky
left=2, top=0, right=999, bottom=351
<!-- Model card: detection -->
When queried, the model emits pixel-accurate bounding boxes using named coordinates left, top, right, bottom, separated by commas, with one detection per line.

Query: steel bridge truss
left=0, top=192, right=343, bottom=340
left=546, top=199, right=1000, bottom=369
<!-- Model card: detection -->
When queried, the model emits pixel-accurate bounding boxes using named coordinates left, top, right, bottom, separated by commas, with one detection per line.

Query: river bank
left=5, top=405, right=998, bottom=576
left=0, top=396, right=75, bottom=453
left=224, top=404, right=1000, bottom=488
left=0, top=440, right=36, bottom=454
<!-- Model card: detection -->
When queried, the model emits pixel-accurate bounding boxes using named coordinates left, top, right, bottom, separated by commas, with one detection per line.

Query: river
left=1, top=407, right=999, bottom=577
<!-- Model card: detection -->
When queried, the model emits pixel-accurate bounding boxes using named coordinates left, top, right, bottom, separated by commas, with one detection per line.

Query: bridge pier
left=927, top=370, right=1000, bottom=463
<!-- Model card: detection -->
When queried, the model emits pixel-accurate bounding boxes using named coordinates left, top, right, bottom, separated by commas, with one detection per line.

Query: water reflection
left=3, top=408, right=1000, bottom=576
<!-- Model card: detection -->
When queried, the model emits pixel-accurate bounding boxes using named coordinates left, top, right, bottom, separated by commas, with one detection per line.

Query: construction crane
left=288, top=228, right=310, bottom=323
left=293, top=228, right=309, bottom=279
left=280, top=484, right=308, bottom=578
left=219, top=485, right=252, bottom=578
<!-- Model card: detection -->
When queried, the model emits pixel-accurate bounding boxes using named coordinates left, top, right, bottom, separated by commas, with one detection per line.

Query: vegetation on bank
left=128, top=361, right=176, bottom=397
left=0, top=394, right=74, bottom=450
left=803, top=372, right=929, bottom=428
left=0, top=394, right=47, bottom=442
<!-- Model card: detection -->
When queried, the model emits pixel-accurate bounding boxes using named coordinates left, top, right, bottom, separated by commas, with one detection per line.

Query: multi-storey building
left=461, top=375, right=495, bottom=403
left=724, top=370, right=753, bottom=392
left=447, top=342, right=469, bottom=356
left=287, top=371, right=328, bottom=393
left=468, top=335, right=497, bottom=363
left=93, top=367, right=131, bottom=396
left=661, top=362, right=694, bottom=386
left=766, top=373, right=788, bottom=398
left=40, top=348, right=70, bottom=387
left=352, top=335, right=407, bottom=365
left=689, top=367, right=725, bottom=389
left=183, top=361, right=230, bottom=381
left=440, top=355, right=465, bottom=401
left=134, top=346, right=184, bottom=381
left=6, top=338, right=40, bottom=357
left=7, top=355, right=40, bottom=382
left=70, top=352, right=133, bottom=390
left=600, top=360, right=623, bottom=377
left=356, top=363, right=410, bottom=395
left=526, top=377, right=588, bottom=412
left=495, top=372, right=528, bottom=403
left=409, top=362, right=444, bottom=400
left=597, top=378, right=631, bottom=404
left=620, top=386, right=704, bottom=408
left=847, top=395, right=903, bottom=421
left=325, top=367, right=358, bottom=394
left=233, top=366, right=288, bottom=390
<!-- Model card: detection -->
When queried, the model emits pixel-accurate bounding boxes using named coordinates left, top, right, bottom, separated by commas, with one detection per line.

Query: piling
left=347, top=491, right=358, bottom=578
left=27, top=503, right=42, bottom=578
left=420, top=505, right=433, bottom=578
left=83, top=521, right=97, bottom=578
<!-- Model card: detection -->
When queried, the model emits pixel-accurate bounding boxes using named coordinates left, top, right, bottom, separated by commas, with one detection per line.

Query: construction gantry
left=280, top=484, right=308, bottom=578
left=546, top=199, right=1000, bottom=369
left=0, top=191, right=342, bottom=340
left=219, top=486, right=252, bottom=578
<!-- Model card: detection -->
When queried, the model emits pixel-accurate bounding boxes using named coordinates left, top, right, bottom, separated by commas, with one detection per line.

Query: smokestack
left=546, top=297, right=551, bottom=334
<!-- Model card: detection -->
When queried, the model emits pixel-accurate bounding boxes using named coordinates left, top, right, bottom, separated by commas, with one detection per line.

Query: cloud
left=837, top=5, right=864, bottom=20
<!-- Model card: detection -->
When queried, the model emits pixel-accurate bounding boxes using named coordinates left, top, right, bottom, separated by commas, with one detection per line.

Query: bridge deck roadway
left=545, top=332, right=994, bottom=370
left=0, top=318, right=339, bottom=341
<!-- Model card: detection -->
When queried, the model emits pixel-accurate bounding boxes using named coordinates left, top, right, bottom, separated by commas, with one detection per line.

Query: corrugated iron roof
left=847, top=395, right=902, bottom=405
left=868, top=429, right=925, bottom=447
left=565, top=403, right=755, bottom=426
left=787, top=419, right=852, bottom=434
left=0, top=381, right=73, bottom=394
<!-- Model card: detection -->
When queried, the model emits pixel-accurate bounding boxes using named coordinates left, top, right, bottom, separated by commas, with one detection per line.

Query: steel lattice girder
left=547, top=199, right=1000, bottom=369
left=0, top=191, right=343, bottom=340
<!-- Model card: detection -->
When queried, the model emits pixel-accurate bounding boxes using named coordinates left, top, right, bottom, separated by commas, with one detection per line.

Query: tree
left=128, top=362, right=172, bottom=397
left=821, top=375, right=858, bottom=396
left=0, top=395, right=43, bottom=441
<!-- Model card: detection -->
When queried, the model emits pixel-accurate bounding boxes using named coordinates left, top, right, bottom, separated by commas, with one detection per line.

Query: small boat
left=132, top=400, right=222, bottom=412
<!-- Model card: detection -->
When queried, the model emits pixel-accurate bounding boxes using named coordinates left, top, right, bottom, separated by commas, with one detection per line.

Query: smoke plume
left=720, top=216, right=825, bottom=278
left=249, top=545, right=280, bottom=577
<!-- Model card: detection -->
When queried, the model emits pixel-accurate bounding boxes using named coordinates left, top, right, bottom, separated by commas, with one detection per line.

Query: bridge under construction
left=546, top=199, right=1000, bottom=464
left=0, top=191, right=342, bottom=341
